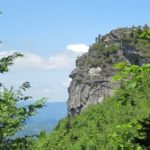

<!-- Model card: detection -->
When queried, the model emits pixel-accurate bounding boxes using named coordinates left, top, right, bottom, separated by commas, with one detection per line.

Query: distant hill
left=14, top=102, right=67, bottom=137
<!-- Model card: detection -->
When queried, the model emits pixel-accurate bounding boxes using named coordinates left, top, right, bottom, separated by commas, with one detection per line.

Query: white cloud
left=66, top=44, right=89, bottom=53
left=0, top=51, right=15, bottom=58
left=0, top=43, right=88, bottom=70
left=62, top=78, right=72, bottom=87
left=0, top=51, right=74, bottom=70
left=0, top=43, right=89, bottom=102
left=46, top=54, right=73, bottom=69
left=15, top=52, right=46, bottom=68
left=0, top=51, right=46, bottom=69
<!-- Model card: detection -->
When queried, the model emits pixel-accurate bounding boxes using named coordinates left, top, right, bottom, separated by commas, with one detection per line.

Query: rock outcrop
left=67, top=26, right=150, bottom=115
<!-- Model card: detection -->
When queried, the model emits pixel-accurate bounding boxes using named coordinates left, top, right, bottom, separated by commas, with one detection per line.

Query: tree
left=112, top=62, right=150, bottom=105
left=0, top=52, right=46, bottom=149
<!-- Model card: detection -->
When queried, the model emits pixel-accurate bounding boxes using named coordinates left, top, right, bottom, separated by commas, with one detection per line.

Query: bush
left=0, top=53, right=46, bottom=149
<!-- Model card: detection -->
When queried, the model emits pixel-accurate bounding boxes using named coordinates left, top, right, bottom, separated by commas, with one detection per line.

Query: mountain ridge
left=67, top=25, right=150, bottom=115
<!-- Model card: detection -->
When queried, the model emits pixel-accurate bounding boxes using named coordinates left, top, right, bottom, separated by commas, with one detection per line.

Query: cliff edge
left=67, top=26, right=150, bottom=115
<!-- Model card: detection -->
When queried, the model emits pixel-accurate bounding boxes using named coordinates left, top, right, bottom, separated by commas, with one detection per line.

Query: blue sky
left=0, top=0, right=150, bottom=102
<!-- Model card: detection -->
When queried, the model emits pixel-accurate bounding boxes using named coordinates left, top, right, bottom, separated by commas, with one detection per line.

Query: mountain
left=14, top=102, right=67, bottom=137
left=67, top=25, right=150, bottom=115
left=33, top=25, right=150, bottom=149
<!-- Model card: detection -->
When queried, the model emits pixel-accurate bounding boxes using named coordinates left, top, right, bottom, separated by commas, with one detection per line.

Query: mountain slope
left=34, top=62, right=150, bottom=150
left=33, top=26, right=150, bottom=149
left=68, top=25, right=150, bottom=115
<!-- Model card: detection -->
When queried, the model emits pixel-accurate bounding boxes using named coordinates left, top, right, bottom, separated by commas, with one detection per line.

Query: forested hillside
left=34, top=63, right=150, bottom=150
left=33, top=26, right=150, bottom=150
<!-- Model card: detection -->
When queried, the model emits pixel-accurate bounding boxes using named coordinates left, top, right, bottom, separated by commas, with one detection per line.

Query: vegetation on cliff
left=33, top=62, right=150, bottom=150
left=68, top=25, right=150, bottom=115
left=79, top=25, right=150, bottom=70
left=33, top=26, right=150, bottom=149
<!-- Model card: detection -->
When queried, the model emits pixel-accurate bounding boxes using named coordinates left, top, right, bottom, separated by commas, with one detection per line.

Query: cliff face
left=67, top=26, right=150, bottom=115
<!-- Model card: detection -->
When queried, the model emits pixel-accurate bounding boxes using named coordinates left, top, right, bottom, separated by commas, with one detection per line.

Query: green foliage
left=79, top=25, right=150, bottom=68
left=1, top=136, right=34, bottom=150
left=75, top=76, right=83, bottom=84
left=109, top=122, right=142, bottom=150
left=91, top=42, right=105, bottom=52
left=129, top=39, right=150, bottom=58
left=79, top=57, right=102, bottom=68
left=112, top=63, right=150, bottom=105
left=0, top=84, right=45, bottom=139
left=33, top=63, right=150, bottom=149
left=139, top=28, right=150, bottom=40
left=0, top=52, right=23, bottom=73
left=79, top=43, right=119, bottom=68
left=104, top=44, right=120, bottom=52
left=91, top=42, right=120, bottom=54
left=134, top=115, right=150, bottom=149
left=121, top=25, right=150, bottom=57
left=0, top=53, right=46, bottom=149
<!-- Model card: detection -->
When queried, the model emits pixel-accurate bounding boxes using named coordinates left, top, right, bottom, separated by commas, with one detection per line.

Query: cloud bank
left=0, top=43, right=89, bottom=70
left=0, top=43, right=89, bottom=101
left=0, top=51, right=74, bottom=70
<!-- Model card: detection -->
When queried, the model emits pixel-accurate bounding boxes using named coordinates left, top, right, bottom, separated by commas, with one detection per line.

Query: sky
left=0, top=0, right=150, bottom=102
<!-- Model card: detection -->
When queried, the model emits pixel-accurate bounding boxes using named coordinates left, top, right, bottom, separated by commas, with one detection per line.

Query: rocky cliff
left=67, top=26, right=150, bottom=115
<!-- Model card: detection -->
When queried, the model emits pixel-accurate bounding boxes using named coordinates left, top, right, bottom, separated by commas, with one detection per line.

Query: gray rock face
left=67, top=27, right=150, bottom=115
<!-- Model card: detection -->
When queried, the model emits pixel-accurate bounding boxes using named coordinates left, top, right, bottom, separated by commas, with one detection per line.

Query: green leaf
left=127, top=82, right=137, bottom=90
left=112, top=75, right=121, bottom=81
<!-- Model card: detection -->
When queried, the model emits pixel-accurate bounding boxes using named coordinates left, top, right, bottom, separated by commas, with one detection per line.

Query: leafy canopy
left=0, top=52, right=46, bottom=149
